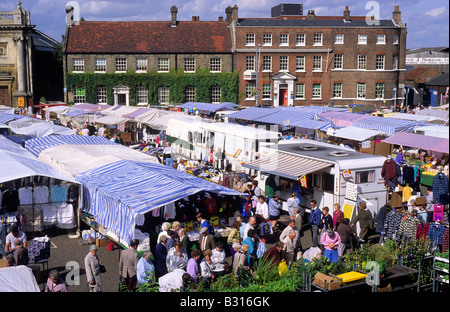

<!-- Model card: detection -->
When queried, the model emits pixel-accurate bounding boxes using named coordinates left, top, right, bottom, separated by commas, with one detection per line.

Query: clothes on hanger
left=384, top=209, right=402, bottom=240
left=398, top=214, right=420, bottom=239
left=402, top=185, right=412, bottom=202
left=2, top=189, right=20, bottom=213
left=442, top=227, right=449, bottom=253
left=18, top=187, right=33, bottom=206
left=432, top=172, right=449, bottom=205
left=427, top=223, right=447, bottom=249
left=33, top=186, right=49, bottom=204
left=50, top=184, right=68, bottom=203
left=381, top=158, right=398, bottom=187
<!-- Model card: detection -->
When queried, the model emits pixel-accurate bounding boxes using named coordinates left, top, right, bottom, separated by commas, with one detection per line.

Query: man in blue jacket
left=269, top=194, right=282, bottom=228
left=309, top=199, right=322, bottom=247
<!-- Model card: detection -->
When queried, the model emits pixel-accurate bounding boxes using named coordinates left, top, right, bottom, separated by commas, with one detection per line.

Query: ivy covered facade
left=63, top=6, right=237, bottom=106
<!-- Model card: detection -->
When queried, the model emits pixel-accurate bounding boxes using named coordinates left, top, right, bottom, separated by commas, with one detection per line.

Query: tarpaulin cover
left=24, top=135, right=117, bottom=157
left=0, top=266, right=40, bottom=292
left=75, top=160, right=242, bottom=244
left=382, top=132, right=449, bottom=154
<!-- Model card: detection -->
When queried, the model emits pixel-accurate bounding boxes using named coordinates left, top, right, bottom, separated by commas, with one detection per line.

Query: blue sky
left=1, top=0, right=448, bottom=49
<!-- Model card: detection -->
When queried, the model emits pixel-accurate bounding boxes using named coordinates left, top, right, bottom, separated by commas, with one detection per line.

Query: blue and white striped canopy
left=225, top=107, right=275, bottom=122
left=290, top=119, right=334, bottom=130
left=0, top=113, right=28, bottom=124
left=352, top=116, right=427, bottom=135
left=24, top=135, right=117, bottom=157
left=178, top=102, right=237, bottom=112
left=75, top=160, right=242, bottom=244
left=254, top=110, right=315, bottom=126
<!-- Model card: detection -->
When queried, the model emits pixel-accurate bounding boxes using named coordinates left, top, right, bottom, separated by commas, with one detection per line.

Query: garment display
left=2, top=189, right=20, bottom=213
left=33, top=186, right=49, bottom=204
left=18, top=187, right=33, bottom=206
left=51, top=185, right=68, bottom=203
left=427, top=223, right=447, bottom=249
left=398, top=215, right=420, bottom=239
left=432, top=173, right=449, bottom=205
left=381, top=158, right=398, bottom=187
left=384, top=210, right=402, bottom=239
left=402, top=185, right=412, bottom=202
left=442, top=228, right=449, bottom=253
left=416, top=222, right=430, bottom=240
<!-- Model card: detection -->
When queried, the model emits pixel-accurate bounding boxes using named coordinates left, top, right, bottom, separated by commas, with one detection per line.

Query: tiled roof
left=65, top=20, right=232, bottom=54
left=405, top=67, right=439, bottom=84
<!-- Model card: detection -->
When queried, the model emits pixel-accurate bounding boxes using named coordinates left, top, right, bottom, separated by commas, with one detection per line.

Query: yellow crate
left=336, top=271, right=367, bottom=283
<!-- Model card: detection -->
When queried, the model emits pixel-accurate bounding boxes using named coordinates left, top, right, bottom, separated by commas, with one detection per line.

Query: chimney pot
left=171, top=5, right=178, bottom=27
left=392, top=6, right=401, bottom=25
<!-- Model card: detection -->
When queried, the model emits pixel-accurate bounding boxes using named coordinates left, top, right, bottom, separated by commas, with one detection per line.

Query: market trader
left=4, top=225, right=27, bottom=254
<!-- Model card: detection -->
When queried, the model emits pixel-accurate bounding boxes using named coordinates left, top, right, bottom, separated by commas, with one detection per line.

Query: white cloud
left=425, top=6, right=446, bottom=17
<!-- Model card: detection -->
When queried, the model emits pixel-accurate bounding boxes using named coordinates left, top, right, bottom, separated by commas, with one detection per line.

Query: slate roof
left=425, top=73, right=449, bottom=87
left=65, top=20, right=232, bottom=54
left=236, top=18, right=397, bottom=28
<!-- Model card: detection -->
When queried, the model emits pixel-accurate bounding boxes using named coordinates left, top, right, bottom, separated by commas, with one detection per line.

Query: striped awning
left=243, top=152, right=332, bottom=180
left=25, top=135, right=117, bottom=157
left=75, top=160, right=242, bottom=244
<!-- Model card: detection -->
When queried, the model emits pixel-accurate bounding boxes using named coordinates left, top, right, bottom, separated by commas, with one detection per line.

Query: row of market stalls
left=20, top=135, right=242, bottom=249
left=0, top=112, right=75, bottom=142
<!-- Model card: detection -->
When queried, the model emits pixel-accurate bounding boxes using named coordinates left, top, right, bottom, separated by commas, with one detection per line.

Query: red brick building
left=229, top=4, right=407, bottom=107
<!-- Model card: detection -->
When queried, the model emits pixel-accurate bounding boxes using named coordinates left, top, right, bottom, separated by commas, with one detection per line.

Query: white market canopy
left=7, top=118, right=76, bottom=137
left=94, top=115, right=128, bottom=125
left=0, top=266, right=40, bottom=292
left=0, top=135, right=77, bottom=184
left=38, top=144, right=159, bottom=178
left=329, top=126, right=384, bottom=142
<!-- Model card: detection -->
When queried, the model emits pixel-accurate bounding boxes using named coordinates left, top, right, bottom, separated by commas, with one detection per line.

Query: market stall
left=0, top=135, right=80, bottom=252
left=352, top=116, right=426, bottom=135
left=75, top=160, right=242, bottom=247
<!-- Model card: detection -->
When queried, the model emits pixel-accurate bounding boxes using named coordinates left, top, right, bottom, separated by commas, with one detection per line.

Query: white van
left=414, top=125, right=449, bottom=139
left=244, top=139, right=388, bottom=216
left=165, top=118, right=281, bottom=170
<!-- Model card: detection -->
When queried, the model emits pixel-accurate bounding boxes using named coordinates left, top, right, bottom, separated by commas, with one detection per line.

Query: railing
left=0, top=13, right=20, bottom=25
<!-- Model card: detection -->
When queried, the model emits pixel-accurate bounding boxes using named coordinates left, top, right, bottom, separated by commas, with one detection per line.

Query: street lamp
left=255, top=44, right=261, bottom=107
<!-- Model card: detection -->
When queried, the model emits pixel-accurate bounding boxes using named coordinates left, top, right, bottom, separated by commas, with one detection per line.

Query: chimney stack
left=343, top=6, right=351, bottom=21
left=225, top=6, right=233, bottom=25
left=392, top=6, right=401, bottom=25
left=218, top=16, right=223, bottom=22
left=232, top=5, right=239, bottom=23
left=170, top=5, right=178, bottom=27
left=192, top=16, right=199, bottom=21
